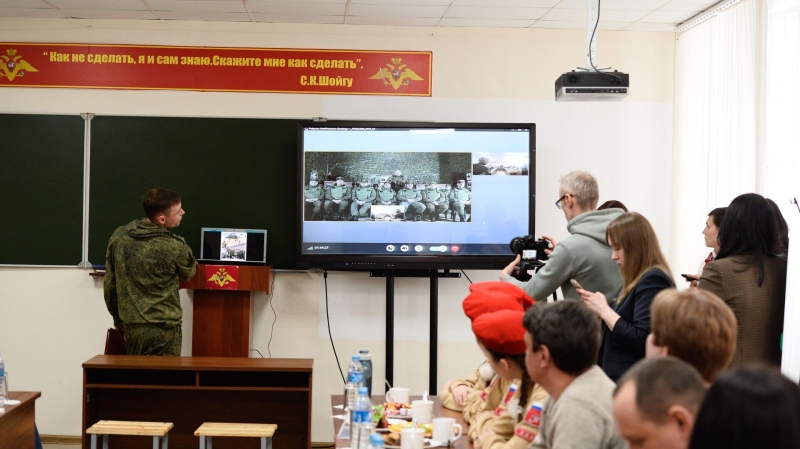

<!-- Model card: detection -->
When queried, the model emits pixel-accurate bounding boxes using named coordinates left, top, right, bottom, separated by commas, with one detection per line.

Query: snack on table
left=384, top=401, right=413, bottom=418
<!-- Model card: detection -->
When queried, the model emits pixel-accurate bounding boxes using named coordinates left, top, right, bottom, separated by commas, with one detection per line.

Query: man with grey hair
left=500, top=170, right=623, bottom=301
left=613, top=356, right=706, bottom=449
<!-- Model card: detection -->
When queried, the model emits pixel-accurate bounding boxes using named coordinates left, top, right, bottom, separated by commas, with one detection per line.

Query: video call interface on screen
left=300, top=125, right=532, bottom=258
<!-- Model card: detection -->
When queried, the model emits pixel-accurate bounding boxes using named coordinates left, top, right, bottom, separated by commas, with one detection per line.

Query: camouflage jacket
left=104, top=218, right=197, bottom=328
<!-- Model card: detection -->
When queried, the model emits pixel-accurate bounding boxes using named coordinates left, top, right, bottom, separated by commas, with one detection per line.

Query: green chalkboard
left=0, top=114, right=85, bottom=265
left=88, top=116, right=298, bottom=269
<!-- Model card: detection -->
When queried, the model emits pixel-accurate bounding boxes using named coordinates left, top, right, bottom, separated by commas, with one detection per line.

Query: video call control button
left=429, top=245, right=448, bottom=252
left=386, top=245, right=395, bottom=252
left=400, top=245, right=409, bottom=252
left=414, top=245, right=423, bottom=252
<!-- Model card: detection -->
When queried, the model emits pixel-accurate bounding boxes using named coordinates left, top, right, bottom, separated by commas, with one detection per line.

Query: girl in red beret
left=470, top=309, right=549, bottom=449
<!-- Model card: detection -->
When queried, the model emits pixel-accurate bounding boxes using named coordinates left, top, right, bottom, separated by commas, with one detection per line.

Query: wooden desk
left=82, top=355, right=312, bottom=449
left=0, top=391, right=41, bottom=449
left=331, top=395, right=472, bottom=449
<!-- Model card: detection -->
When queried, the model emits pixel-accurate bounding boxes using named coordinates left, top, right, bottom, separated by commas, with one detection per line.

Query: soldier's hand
left=333, top=199, right=341, bottom=204
left=465, top=201, right=471, bottom=205
left=452, top=384, right=471, bottom=406
left=305, top=199, right=314, bottom=202
left=408, top=199, right=414, bottom=203
left=358, top=201, right=364, bottom=205
left=433, top=202, right=438, bottom=205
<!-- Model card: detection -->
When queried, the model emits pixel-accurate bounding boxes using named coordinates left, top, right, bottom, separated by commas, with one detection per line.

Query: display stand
left=369, top=270, right=460, bottom=395
left=180, top=264, right=270, bottom=357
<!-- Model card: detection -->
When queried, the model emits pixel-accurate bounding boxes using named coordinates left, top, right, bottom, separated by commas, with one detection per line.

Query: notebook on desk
left=199, top=228, right=267, bottom=266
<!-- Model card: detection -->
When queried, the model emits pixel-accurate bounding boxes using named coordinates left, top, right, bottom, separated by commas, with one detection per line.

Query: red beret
left=469, top=282, right=535, bottom=310
left=463, top=287, right=525, bottom=322
left=472, top=309, right=527, bottom=355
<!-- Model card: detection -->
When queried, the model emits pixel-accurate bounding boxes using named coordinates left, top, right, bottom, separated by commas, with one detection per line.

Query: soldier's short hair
left=143, top=188, right=181, bottom=221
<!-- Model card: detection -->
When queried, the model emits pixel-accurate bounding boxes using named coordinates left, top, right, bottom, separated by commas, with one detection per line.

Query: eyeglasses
left=555, top=193, right=571, bottom=210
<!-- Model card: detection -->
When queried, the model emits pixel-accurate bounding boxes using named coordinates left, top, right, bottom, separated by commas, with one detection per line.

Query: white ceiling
left=0, top=0, right=720, bottom=31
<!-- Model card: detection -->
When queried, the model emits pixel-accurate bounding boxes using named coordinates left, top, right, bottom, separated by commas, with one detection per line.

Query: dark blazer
left=700, top=255, right=787, bottom=368
left=599, top=268, right=674, bottom=381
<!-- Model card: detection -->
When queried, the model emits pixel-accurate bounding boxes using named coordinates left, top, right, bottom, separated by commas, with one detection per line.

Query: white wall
left=0, top=18, right=675, bottom=442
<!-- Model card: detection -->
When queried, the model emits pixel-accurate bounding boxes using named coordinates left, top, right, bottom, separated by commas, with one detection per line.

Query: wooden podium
left=180, top=264, right=270, bottom=357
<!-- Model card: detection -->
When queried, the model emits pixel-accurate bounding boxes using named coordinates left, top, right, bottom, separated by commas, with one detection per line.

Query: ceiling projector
left=555, top=71, right=629, bottom=101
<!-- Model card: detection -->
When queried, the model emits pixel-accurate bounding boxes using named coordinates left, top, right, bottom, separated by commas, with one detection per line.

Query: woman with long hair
left=689, top=365, right=800, bottom=449
left=469, top=309, right=549, bottom=449
left=699, top=193, right=787, bottom=367
left=578, top=212, right=675, bottom=381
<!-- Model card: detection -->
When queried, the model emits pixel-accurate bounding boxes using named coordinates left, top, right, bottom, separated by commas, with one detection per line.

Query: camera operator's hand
left=500, top=255, right=521, bottom=280
left=578, top=288, right=620, bottom=330
left=541, top=235, right=557, bottom=256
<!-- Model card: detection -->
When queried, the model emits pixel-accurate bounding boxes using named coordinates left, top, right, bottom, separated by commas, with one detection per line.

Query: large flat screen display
left=297, top=121, right=535, bottom=270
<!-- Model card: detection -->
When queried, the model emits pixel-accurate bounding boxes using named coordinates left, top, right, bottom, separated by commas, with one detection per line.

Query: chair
left=86, top=420, right=173, bottom=449
left=195, top=422, right=277, bottom=449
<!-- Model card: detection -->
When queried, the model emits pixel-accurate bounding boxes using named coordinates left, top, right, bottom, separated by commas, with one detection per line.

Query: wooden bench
left=86, top=420, right=173, bottom=449
left=194, top=422, right=278, bottom=449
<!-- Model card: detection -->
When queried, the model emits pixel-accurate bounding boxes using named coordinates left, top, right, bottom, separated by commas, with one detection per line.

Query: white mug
left=386, top=387, right=410, bottom=404
left=400, top=427, right=425, bottom=449
left=432, top=417, right=463, bottom=444
left=411, top=399, right=434, bottom=425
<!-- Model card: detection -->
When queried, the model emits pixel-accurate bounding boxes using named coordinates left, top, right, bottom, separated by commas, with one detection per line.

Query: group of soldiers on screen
left=304, top=170, right=472, bottom=222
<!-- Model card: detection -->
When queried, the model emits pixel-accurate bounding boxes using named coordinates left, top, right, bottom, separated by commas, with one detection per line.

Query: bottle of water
left=352, top=387, right=373, bottom=449
left=348, top=354, right=364, bottom=387
left=0, top=351, right=5, bottom=410
left=368, top=433, right=385, bottom=449
left=359, top=349, right=373, bottom=396
left=346, top=355, right=364, bottom=415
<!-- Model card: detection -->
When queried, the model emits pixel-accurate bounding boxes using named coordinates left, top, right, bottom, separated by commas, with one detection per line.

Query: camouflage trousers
left=124, top=324, right=182, bottom=356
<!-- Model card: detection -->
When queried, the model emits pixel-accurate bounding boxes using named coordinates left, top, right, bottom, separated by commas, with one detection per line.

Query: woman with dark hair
left=699, top=193, right=787, bottom=368
left=598, top=200, right=628, bottom=212
left=687, top=207, right=726, bottom=287
left=689, top=365, right=800, bottom=449
left=578, top=212, right=675, bottom=381
left=766, top=198, right=789, bottom=255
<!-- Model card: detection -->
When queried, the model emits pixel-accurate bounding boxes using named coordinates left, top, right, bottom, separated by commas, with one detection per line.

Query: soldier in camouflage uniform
left=350, top=178, right=376, bottom=221
left=376, top=181, right=397, bottom=206
left=304, top=179, right=324, bottom=220
left=396, top=180, right=425, bottom=221
left=390, top=169, right=405, bottom=193
left=323, top=177, right=352, bottom=221
left=104, top=188, right=197, bottom=356
left=449, top=179, right=473, bottom=222
left=438, top=183, right=454, bottom=220
left=422, top=182, right=448, bottom=221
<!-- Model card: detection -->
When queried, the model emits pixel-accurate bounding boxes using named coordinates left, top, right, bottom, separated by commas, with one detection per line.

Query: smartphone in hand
left=570, top=278, right=584, bottom=290
left=680, top=274, right=697, bottom=283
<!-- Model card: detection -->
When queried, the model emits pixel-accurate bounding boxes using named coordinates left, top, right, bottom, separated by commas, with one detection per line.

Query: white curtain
left=765, top=0, right=800, bottom=380
left=670, top=0, right=766, bottom=282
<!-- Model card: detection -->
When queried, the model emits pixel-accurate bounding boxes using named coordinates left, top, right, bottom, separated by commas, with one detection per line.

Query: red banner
left=205, top=265, right=239, bottom=291
left=0, top=43, right=432, bottom=96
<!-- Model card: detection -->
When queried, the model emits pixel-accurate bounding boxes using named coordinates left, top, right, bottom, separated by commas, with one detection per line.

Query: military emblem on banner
left=206, top=265, right=239, bottom=290
left=1, top=49, right=38, bottom=82
left=369, top=57, right=424, bottom=90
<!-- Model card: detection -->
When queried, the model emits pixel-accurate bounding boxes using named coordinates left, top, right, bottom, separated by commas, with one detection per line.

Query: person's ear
left=156, top=214, right=166, bottom=225
left=498, top=357, right=511, bottom=373
left=539, top=345, right=552, bottom=368
left=667, top=405, right=695, bottom=440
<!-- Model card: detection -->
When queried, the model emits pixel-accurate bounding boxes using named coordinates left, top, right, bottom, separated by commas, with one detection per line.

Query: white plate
left=384, top=439, right=442, bottom=449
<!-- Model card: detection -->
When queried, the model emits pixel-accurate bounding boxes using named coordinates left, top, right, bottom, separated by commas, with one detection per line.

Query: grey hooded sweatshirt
left=501, top=208, right=624, bottom=302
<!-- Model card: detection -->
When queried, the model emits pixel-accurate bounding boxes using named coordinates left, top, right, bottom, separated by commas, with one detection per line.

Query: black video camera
left=508, top=236, right=551, bottom=281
